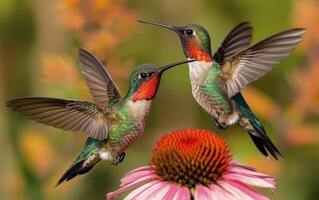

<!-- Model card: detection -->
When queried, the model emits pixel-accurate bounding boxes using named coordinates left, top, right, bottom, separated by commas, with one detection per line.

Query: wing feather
left=223, top=28, right=305, bottom=97
left=79, top=49, right=121, bottom=105
left=214, top=22, right=253, bottom=65
left=6, top=97, right=109, bottom=140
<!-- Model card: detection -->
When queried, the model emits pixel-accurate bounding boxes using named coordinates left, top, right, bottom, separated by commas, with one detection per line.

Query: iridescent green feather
left=109, top=100, right=139, bottom=145
left=74, top=137, right=105, bottom=162
left=200, top=63, right=231, bottom=112
left=109, top=120, right=138, bottom=144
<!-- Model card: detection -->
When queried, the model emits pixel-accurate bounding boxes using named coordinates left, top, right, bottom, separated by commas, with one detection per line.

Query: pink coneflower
left=107, top=129, right=275, bottom=200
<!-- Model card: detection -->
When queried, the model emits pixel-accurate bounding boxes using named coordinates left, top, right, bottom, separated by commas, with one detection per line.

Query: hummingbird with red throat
left=139, top=20, right=305, bottom=159
left=6, top=49, right=194, bottom=186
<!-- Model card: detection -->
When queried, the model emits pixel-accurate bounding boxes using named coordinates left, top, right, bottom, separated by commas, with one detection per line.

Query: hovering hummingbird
left=139, top=20, right=305, bottom=159
left=6, top=49, right=194, bottom=186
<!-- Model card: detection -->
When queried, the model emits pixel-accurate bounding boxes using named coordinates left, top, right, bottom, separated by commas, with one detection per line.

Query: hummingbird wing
left=79, top=48, right=121, bottom=105
left=213, top=22, right=253, bottom=65
left=6, top=97, right=109, bottom=140
left=221, top=28, right=305, bottom=98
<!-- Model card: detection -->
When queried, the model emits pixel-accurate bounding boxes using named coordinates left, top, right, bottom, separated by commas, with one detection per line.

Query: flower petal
left=218, top=180, right=269, bottom=200
left=123, top=180, right=159, bottom=200
left=125, top=166, right=153, bottom=176
left=162, top=183, right=180, bottom=200
left=229, top=163, right=273, bottom=178
left=230, top=162, right=256, bottom=171
left=227, top=164, right=275, bottom=188
left=209, top=184, right=236, bottom=200
left=194, top=184, right=214, bottom=200
left=172, top=185, right=190, bottom=200
left=133, top=181, right=172, bottom=200
left=107, top=175, right=155, bottom=200
left=229, top=180, right=270, bottom=200
left=224, top=173, right=275, bottom=188
left=121, top=168, right=156, bottom=187
left=148, top=182, right=173, bottom=200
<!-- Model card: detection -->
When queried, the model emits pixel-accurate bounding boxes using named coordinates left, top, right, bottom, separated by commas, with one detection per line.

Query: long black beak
left=138, top=20, right=179, bottom=33
left=159, top=59, right=195, bottom=73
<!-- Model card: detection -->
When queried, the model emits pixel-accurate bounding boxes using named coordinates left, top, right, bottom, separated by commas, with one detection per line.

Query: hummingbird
left=6, top=49, right=194, bottom=186
left=139, top=20, right=305, bottom=159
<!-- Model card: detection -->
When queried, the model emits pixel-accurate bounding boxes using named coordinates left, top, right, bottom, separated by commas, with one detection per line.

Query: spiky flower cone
left=107, top=129, right=275, bottom=200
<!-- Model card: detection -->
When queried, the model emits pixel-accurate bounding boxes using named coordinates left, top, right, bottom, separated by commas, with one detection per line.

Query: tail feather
left=248, top=133, right=269, bottom=156
left=55, top=138, right=103, bottom=187
left=55, top=160, right=85, bottom=187
left=232, top=93, right=282, bottom=159
left=248, top=118, right=282, bottom=160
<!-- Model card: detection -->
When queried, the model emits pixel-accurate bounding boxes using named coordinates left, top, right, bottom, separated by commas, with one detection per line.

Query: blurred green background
left=1, top=0, right=319, bottom=199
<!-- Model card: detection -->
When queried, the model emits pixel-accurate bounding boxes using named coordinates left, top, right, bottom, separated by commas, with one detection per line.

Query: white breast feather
left=99, top=151, right=113, bottom=161
left=227, top=112, right=240, bottom=125
left=127, top=100, right=151, bottom=123
left=188, top=60, right=212, bottom=86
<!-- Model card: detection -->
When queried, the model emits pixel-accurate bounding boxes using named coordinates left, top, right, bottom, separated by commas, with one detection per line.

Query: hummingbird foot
left=216, top=112, right=239, bottom=128
left=213, top=118, right=227, bottom=129
left=118, top=152, right=126, bottom=163
left=111, top=152, right=126, bottom=166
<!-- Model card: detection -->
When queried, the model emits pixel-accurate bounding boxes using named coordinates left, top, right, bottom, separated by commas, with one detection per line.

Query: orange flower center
left=151, top=129, right=232, bottom=188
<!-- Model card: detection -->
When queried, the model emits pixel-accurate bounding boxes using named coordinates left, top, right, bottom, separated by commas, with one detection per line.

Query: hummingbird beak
left=137, top=20, right=180, bottom=33
left=158, top=59, right=196, bottom=74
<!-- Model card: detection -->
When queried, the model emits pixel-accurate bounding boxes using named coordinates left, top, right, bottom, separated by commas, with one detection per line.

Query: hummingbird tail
left=55, top=160, right=87, bottom=187
left=232, top=93, right=282, bottom=159
left=248, top=118, right=283, bottom=160
left=55, top=138, right=103, bottom=187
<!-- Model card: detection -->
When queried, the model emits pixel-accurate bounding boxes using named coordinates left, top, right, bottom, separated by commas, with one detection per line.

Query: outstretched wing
left=221, top=28, right=305, bottom=97
left=213, top=22, right=253, bottom=65
left=6, top=97, right=109, bottom=140
left=79, top=49, right=121, bottom=105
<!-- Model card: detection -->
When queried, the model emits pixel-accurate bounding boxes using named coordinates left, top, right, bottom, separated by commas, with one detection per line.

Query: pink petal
left=162, top=184, right=180, bottom=200
left=229, top=180, right=270, bottom=200
left=121, top=169, right=157, bottom=187
left=107, top=175, right=155, bottom=200
left=209, top=184, right=237, bottom=200
left=227, top=164, right=275, bottom=188
left=172, top=185, right=190, bottom=200
left=230, top=162, right=256, bottom=172
left=147, top=182, right=173, bottom=200
left=224, top=173, right=275, bottom=188
left=123, top=180, right=159, bottom=200
left=218, top=180, right=269, bottom=200
left=132, top=181, right=171, bottom=200
left=125, top=166, right=153, bottom=176
left=229, top=163, right=273, bottom=179
left=194, top=184, right=214, bottom=200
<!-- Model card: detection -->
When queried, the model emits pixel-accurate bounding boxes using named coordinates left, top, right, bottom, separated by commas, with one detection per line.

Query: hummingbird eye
left=185, top=29, right=193, bottom=35
left=139, top=73, right=147, bottom=79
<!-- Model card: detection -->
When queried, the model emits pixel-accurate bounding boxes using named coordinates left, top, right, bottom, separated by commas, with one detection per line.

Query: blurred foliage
left=1, top=0, right=318, bottom=200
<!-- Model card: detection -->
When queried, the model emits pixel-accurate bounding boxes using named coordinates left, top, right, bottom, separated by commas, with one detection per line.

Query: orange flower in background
left=293, top=0, right=319, bottom=48
left=272, top=0, right=319, bottom=148
left=18, top=128, right=55, bottom=178
left=58, top=0, right=84, bottom=30
left=291, top=0, right=319, bottom=117
left=41, top=54, right=79, bottom=87
left=58, top=0, right=136, bottom=57
left=289, top=49, right=319, bottom=116
left=284, top=125, right=319, bottom=146
left=40, top=0, right=137, bottom=97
